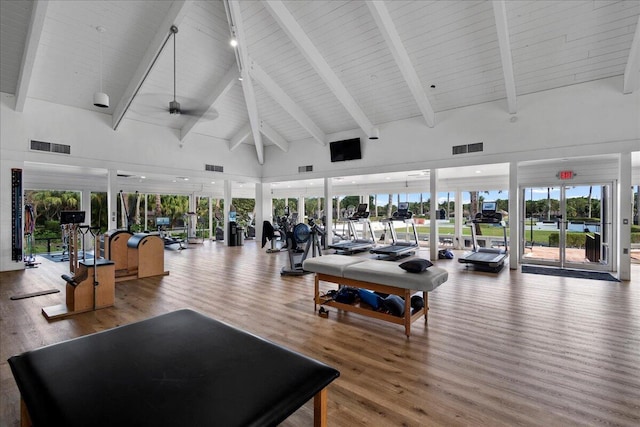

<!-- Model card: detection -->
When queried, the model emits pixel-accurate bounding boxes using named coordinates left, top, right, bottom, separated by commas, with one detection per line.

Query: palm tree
left=155, top=194, right=162, bottom=217
left=469, top=191, right=482, bottom=235
left=374, top=194, right=378, bottom=217
left=134, top=192, right=142, bottom=228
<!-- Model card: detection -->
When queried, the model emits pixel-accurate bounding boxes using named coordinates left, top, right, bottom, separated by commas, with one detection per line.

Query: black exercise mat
left=11, top=289, right=60, bottom=300
left=521, top=265, right=620, bottom=282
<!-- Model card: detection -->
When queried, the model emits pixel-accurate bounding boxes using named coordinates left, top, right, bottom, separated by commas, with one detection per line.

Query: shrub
left=548, top=232, right=587, bottom=248
left=44, top=220, right=61, bottom=233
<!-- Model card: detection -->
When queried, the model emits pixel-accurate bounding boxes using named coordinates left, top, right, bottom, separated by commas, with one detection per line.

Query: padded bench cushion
left=304, top=254, right=448, bottom=292
left=344, top=259, right=448, bottom=292
left=303, top=254, right=366, bottom=276
left=8, top=309, right=339, bottom=427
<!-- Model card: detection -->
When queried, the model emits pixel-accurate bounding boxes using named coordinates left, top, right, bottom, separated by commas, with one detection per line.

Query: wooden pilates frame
left=313, top=273, right=429, bottom=337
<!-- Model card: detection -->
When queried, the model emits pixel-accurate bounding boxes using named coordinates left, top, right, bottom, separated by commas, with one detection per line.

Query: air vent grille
left=468, top=142, right=483, bottom=153
left=452, top=142, right=483, bottom=155
left=30, top=140, right=71, bottom=155
left=452, top=144, right=467, bottom=155
left=205, top=164, right=224, bottom=172
left=298, top=165, right=313, bottom=173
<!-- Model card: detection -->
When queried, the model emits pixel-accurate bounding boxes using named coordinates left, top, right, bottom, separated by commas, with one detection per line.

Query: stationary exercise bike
left=281, top=218, right=324, bottom=276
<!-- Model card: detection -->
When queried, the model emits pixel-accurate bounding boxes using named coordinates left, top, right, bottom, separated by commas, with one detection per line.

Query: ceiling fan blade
left=179, top=107, right=219, bottom=121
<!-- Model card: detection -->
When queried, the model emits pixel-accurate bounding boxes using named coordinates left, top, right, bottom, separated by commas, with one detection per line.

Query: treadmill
left=329, top=203, right=376, bottom=254
left=458, top=201, right=508, bottom=272
left=370, top=202, right=419, bottom=260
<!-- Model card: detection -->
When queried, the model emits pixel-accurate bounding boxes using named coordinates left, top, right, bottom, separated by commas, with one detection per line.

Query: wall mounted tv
left=330, top=138, right=361, bottom=162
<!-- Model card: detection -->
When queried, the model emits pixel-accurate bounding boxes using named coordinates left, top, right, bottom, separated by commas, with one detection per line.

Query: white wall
left=0, top=93, right=262, bottom=180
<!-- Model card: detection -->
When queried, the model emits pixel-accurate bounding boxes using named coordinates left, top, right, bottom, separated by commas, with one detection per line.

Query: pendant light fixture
left=93, top=25, right=109, bottom=108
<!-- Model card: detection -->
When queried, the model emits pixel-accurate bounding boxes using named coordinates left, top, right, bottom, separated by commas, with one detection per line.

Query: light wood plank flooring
left=1, top=241, right=639, bottom=426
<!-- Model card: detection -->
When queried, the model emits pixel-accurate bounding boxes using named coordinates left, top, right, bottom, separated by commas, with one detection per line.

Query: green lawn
left=413, top=224, right=579, bottom=246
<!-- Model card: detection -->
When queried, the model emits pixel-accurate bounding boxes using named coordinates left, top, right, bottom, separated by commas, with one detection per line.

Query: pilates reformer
left=42, top=226, right=115, bottom=320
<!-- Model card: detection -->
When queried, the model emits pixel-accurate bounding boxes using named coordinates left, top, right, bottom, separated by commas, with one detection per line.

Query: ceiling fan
left=165, top=25, right=216, bottom=118
left=168, top=25, right=184, bottom=115
left=130, top=25, right=218, bottom=121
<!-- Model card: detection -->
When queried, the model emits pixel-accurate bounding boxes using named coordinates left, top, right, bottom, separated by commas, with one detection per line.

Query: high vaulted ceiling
left=2, top=0, right=639, bottom=166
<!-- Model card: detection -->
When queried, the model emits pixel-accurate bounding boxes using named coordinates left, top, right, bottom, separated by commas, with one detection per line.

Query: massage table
left=303, top=255, right=448, bottom=336
left=8, top=309, right=339, bottom=427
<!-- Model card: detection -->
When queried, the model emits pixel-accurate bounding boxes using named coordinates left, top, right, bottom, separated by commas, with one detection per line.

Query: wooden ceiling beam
left=263, top=0, right=374, bottom=138
left=492, top=0, right=517, bottom=114
left=260, top=120, right=289, bottom=152
left=229, top=122, right=251, bottom=151
left=249, top=57, right=325, bottom=146
left=112, top=0, right=192, bottom=130
left=227, top=0, right=264, bottom=164
left=623, top=15, right=640, bottom=94
left=180, top=65, right=238, bottom=142
left=366, top=1, right=435, bottom=128
left=14, top=0, right=49, bottom=112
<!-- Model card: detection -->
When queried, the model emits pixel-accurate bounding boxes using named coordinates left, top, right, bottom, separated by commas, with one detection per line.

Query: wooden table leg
left=314, top=275, right=319, bottom=311
left=424, top=291, right=429, bottom=321
left=313, top=388, right=328, bottom=427
left=404, top=289, right=411, bottom=337
left=20, top=398, right=32, bottom=427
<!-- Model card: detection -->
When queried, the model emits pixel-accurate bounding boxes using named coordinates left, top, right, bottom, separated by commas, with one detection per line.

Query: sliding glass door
left=521, top=183, right=613, bottom=271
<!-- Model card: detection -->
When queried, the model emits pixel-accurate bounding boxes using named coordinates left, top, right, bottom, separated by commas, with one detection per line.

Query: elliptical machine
left=281, top=218, right=324, bottom=276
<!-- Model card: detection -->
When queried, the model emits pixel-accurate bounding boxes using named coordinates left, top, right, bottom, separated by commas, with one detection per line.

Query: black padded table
left=8, top=309, right=339, bottom=427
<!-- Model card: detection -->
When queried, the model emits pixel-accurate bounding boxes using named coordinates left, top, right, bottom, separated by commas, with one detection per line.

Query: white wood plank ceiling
left=1, top=0, right=639, bottom=166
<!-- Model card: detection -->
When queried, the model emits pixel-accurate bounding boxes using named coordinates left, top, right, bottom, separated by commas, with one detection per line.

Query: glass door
left=521, top=184, right=613, bottom=271
left=522, top=187, right=561, bottom=265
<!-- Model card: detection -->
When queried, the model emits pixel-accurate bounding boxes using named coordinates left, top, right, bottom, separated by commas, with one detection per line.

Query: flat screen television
left=330, top=138, right=361, bottom=162
left=156, top=217, right=170, bottom=226
left=482, top=202, right=496, bottom=213
left=60, top=211, right=85, bottom=224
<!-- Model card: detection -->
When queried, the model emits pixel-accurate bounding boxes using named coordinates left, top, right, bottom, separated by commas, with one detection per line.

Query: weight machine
left=281, top=218, right=324, bottom=276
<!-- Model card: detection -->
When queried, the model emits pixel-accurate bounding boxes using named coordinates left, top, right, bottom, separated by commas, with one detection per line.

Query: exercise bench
left=8, top=309, right=340, bottom=427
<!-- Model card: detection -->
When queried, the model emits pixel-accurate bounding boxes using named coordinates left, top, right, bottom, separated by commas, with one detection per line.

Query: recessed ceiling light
left=140, top=176, right=145, bottom=179
left=230, top=38, right=238, bottom=47
left=211, top=181, right=215, bottom=184
left=385, top=177, right=391, bottom=180
left=475, top=170, right=482, bottom=174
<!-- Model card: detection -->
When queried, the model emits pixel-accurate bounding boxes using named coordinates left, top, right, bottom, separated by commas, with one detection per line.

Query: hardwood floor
left=1, top=241, right=639, bottom=426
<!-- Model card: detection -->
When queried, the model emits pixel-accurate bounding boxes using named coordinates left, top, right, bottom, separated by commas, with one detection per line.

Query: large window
left=459, top=189, right=509, bottom=249
left=24, top=190, right=81, bottom=254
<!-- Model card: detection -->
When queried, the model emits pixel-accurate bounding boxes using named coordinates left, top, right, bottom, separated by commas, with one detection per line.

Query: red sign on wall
left=558, top=170, right=574, bottom=180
